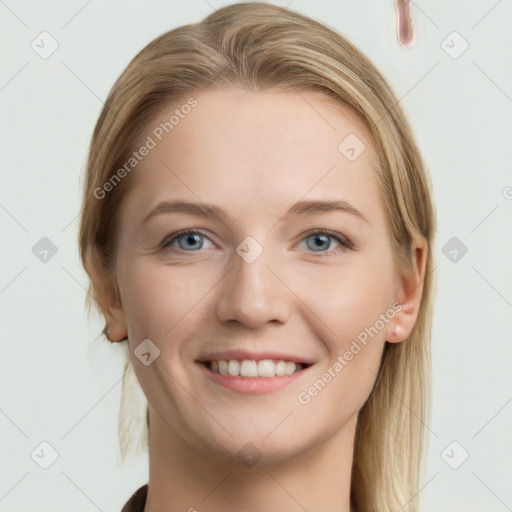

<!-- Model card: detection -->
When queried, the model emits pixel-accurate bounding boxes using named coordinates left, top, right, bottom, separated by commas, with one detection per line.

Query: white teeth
left=240, top=360, right=258, bottom=377
left=258, top=360, right=275, bottom=377
left=206, top=359, right=305, bottom=377
left=285, top=361, right=297, bottom=376
left=218, top=360, right=229, bottom=375
left=275, top=360, right=286, bottom=376
left=228, top=360, right=240, bottom=376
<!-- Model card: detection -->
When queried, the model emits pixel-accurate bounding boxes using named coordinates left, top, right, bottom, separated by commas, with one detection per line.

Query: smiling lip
left=195, top=349, right=314, bottom=365
left=196, top=360, right=312, bottom=394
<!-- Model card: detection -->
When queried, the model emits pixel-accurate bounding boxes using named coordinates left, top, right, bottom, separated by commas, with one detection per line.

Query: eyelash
left=160, top=229, right=354, bottom=255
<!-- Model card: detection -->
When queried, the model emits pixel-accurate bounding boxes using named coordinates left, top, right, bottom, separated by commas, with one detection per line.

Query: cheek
left=119, top=260, right=208, bottom=409
left=290, top=249, right=394, bottom=404
left=292, top=251, right=395, bottom=345
left=119, top=258, right=211, bottom=341
left=292, top=265, right=392, bottom=428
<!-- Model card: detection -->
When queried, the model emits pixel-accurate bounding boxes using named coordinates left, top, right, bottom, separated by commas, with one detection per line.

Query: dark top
left=121, top=484, right=148, bottom=512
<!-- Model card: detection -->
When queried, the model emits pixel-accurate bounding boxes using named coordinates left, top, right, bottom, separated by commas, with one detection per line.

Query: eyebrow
left=141, top=199, right=370, bottom=226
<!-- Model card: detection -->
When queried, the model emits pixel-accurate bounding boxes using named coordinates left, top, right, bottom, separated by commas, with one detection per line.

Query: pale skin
left=88, top=88, right=427, bottom=512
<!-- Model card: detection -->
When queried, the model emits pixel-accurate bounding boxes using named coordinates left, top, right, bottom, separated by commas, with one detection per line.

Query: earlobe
left=85, top=247, right=128, bottom=342
left=103, top=285, right=128, bottom=342
left=388, top=323, right=405, bottom=342
left=386, top=239, right=428, bottom=343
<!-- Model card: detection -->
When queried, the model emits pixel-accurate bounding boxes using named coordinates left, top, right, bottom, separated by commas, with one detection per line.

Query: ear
left=85, top=247, right=127, bottom=342
left=386, top=237, right=428, bottom=343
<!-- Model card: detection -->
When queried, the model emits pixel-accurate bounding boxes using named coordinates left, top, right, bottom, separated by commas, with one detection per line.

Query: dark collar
left=121, top=484, right=148, bottom=512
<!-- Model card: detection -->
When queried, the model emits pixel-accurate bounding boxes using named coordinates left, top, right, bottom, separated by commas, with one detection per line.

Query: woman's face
left=112, top=88, right=407, bottom=464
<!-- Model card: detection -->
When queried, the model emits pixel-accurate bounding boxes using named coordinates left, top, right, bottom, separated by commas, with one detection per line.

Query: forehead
left=120, top=87, right=383, bottom=226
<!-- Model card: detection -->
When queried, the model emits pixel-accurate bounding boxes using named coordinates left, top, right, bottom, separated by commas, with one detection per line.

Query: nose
left=215, top=246, right=290, bottom=329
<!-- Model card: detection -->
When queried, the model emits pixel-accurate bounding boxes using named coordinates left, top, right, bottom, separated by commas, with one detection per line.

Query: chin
left=194, top=427, right=311, bottom=468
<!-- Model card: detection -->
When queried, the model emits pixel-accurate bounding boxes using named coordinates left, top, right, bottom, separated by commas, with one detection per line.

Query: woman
left=78, top=3, right=436, bottom=511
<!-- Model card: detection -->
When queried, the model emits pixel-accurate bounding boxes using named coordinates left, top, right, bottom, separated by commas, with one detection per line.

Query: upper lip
left=196, top=349, right=315, bottom=366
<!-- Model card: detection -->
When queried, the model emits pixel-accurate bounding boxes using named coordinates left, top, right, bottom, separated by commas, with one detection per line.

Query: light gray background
left=1, top=1, right=511, bottom=511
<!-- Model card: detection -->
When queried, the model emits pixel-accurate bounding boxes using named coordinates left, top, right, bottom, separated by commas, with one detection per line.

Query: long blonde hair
left=78, top=3, right=436, bottom=511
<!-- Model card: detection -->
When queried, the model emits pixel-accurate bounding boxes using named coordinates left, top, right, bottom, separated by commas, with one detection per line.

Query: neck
left=143, top=407, right=357, bottom=512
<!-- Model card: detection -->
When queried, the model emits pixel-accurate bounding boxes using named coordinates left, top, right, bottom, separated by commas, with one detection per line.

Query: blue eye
left=162, top=229, right=214, bottom=251
left=161, top=229, right=352, bottom=254
left=301, top=230, right=352, bottom=254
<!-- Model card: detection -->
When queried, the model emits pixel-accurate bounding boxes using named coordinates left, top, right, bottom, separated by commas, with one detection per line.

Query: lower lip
left=196, top=362, right=311, bottom=394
